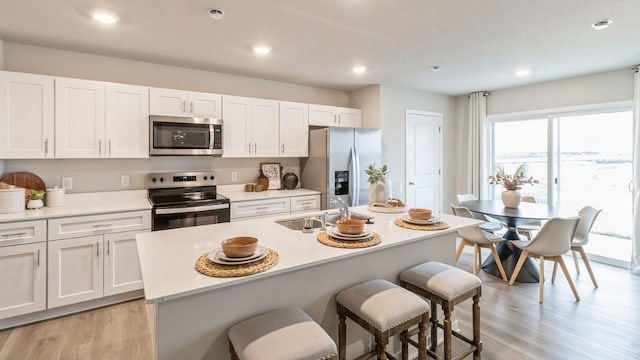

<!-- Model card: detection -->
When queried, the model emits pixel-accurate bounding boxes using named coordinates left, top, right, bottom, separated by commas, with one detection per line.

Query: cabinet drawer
left=231, top=198, right=291, bottom=220
left=290, top=195, right=320, bottom=213
left=0, top=220, right=47, bottom=247
left=48, top=211, right=151, bottom=241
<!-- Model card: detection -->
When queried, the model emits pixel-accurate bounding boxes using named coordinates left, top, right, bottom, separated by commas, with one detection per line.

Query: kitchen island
left=136, top=206, right=480, bottom=359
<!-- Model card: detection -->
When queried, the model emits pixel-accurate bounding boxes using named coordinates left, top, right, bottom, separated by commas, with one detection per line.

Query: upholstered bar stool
left=228, top=307, right=337, bottom=360
left=336, top=279, right=430, bottom=360
left=400, top=262, right=482, bottom=360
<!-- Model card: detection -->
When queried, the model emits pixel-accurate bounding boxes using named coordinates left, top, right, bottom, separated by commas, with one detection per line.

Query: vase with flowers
left=365, top=163, right=389, bottom=204
left=487, top=164, right=538, bottom=208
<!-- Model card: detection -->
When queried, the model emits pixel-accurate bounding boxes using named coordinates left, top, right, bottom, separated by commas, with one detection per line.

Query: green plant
left=365, top=163, right=388, bottom=184
left=29, top=189, right=45, bottom=200
left=487, top=163, right=538, bottom=191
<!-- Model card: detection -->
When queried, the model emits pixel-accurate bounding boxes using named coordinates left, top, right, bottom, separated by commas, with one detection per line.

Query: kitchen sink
left=275, top=211, right=373, bottom=231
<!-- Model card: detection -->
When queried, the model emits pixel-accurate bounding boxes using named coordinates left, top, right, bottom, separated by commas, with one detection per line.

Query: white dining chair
left=508, top=216, right=581, bottom=303
left=456, top=193, right=503, bottom=232
left=451, top=204, right=508, bottom=281
left=516, top=195, right=542, bottom=240
left=552, top=206, right=602, bottom=288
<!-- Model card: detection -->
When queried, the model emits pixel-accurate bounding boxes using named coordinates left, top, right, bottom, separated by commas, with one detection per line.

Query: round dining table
left=459, top=200, right=567, bottom=283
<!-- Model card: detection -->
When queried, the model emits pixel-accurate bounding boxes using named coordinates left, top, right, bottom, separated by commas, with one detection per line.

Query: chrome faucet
left=331, top=198, right=350, bottom=220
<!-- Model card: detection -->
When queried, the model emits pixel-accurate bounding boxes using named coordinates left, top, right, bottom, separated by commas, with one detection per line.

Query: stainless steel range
left=147, top=171, right=230, bottom=231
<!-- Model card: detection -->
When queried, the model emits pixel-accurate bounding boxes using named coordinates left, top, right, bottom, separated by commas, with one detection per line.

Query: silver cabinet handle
left=35, top=249, right=40, bottom=267
left=248, top=143, right=252, bottom=154
left=108, top=139, right=112, bottom=157
left=256, top=206, right=269, bottom=210
left=96, top=241, right=100, bottom=258
left=107, top=240, right=110, bottom=256
left=281, top=144, right=285, bottom=153
left=1, top=232, right=26, bottom=241
left=182, top=100, right=186, bottom=114
left=98, top=139, right=102, bottom=156
left=44, top=138, right=49, bottom=155
left=93, top=223, right=112, bottom=229
left=338, top=114, right=341, bottom=124
left=409, top=182, right=415, bottom=186
left=254, top=143, right=257, bottom=154
left=190, top=101, right=194, bottom=114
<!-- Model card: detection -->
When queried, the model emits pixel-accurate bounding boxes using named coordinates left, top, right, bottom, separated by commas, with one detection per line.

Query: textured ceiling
left=0, top=0, right=638, bottom=95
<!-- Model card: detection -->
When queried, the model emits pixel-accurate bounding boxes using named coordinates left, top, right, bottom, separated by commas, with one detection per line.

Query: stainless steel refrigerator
left=301, top=127, right=382, bottom=210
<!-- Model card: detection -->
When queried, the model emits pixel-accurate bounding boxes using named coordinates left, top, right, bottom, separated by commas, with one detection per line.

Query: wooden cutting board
left=0, top=172, right=46, bottom=200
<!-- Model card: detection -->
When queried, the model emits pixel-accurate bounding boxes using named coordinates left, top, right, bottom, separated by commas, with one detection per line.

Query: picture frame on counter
left=261, top=163, right=282, bottom=190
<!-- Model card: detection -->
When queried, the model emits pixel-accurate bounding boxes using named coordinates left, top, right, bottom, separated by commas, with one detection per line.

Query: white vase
left=368, top=180, right=389, bottom=204
left=501, top=190, right=521, bottom=208
left=27, top=198, right=44, bottom=209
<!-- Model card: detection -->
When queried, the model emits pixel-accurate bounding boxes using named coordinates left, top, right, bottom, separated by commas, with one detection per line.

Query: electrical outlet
left=62, top=177, right=73, bottom=191
left=231, top=171, right=238, bottom=182
left=121, top=175, right=130, bottom=187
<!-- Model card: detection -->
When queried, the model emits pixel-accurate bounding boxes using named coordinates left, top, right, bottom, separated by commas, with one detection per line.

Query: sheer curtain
left=632, top=66, right=640, bottom=274
left=467, top=92, right=488, bottom=197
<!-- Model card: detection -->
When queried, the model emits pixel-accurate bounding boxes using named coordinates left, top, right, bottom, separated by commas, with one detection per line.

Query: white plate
left=327, top=229, right=372, bottom=241
left=402, top=216, right=441, bottom=225
left=208, top=245, right=268, bottom=265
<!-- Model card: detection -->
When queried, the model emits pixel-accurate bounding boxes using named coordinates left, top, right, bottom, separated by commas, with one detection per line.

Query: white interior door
left=405, top=110, right=442, bottom=212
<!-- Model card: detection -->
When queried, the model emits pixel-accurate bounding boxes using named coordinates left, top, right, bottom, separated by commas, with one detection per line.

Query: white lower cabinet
left=47, top=211, right=150, bottom=309
left=230, top=198, right=291, bottom=221
left=0, top=242, right=46, bottom=319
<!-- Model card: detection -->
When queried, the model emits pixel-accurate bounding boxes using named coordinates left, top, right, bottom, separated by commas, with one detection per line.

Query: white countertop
left=217, top=184, right=320, bottom=201
left=136, top=206, right=480, bottom=304
left=0, top=190, right=151, bottom=223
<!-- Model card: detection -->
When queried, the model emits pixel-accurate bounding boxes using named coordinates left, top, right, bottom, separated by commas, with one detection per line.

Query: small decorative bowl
left=408, top=208, right=432, bottom=220
left=221, top=237, right=258, bottom=258
left=336, top=219, right=365, bottom=235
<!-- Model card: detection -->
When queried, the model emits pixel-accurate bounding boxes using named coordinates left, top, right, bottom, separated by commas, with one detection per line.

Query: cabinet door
left=0, top=242, right=46, bottom=319
left=149, top=87, right=188, bottom=116
left=104, top=230, right=145, bottom=296
left=337, top=108, right=362, bottom=127
left=309, top=104, right=336, bottom=126
left=252, top=99, right=280, bottom=157
left=222, top=95, right=252, bottom=157
left=55, top=78, right=105, bottom=158
left=106, top=84, right=149, bottom=158
left=48, top=236, right=104, bottom=308
left=188, top=91, right=222, bottom=118
left=0, top=71, right=54, bottom=159
left=280, top=101, right=309, bottom=157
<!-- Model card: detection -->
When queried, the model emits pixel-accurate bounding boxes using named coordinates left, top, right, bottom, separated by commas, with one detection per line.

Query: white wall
left=349, top=85, right=381, bottom=128
left=1, top=42, right=349, bottom=192
left=379, top=85, right=456, bottom=209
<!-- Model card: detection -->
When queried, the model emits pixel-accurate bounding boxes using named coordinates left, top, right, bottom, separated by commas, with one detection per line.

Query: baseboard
left=0, top=290, right=144, bottom=330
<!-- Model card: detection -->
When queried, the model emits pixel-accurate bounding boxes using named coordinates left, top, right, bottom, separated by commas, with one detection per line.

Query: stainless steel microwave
left=149, top=116, right=223, bottom=156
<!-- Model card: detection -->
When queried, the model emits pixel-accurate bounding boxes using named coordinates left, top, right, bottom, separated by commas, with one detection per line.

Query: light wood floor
left=1, top=245, right=639, bottom=360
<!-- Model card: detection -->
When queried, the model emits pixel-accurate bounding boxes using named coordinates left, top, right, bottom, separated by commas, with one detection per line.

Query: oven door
left=152, top=203, right=230, bottom=231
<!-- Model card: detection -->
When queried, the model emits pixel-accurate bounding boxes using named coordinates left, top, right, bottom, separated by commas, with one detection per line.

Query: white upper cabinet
left=105, top=84, right=149, bottom=158
left=0, top=71, right=55, bottom=159
left=223, top=96, right=279, bottom=158
left=55, top=78, right=105, bottom=158
left=149, top=88, right=221, bottom=118
left=56, top=78, right=149, bottom=158
left=279, top=101, right=309, bottom=157
left=309, top=104, right=362, bottom=128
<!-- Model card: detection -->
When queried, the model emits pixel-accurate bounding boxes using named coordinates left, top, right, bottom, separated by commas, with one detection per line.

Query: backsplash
left=1, top=157, right=301, bottom=193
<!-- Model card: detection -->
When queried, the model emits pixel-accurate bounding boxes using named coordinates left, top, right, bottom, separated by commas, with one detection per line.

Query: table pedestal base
left=482, top=241, right=539, bottom=283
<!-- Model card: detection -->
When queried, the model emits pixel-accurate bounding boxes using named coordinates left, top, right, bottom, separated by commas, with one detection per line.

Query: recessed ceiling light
left=91, top=11, right=119, bottom=24
left=515, top=69, right=531, bottom=77
left=591, top=19, right=612, bottom=30
left=352, top=65, right=367, bottom=74
left=208, top=8, right=225, bottom=20
left=431, top=66, right=441, bottom=72
left=253, top=45, right=272, bottom=56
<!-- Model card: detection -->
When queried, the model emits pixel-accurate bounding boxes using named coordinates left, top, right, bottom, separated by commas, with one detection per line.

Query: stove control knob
left=203, top=176, right=208, bottom=180
left=210, top=175, right=215, bottom=181
left=159, top=177, right=164, bottom=182
left=151, top=177, right=157, bottom=183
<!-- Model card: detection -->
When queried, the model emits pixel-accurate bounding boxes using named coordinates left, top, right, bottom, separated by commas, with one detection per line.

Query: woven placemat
left=195, top=249, right=279, bottom=278
left=394, top=218, right=449, bottom=231
left=317, top=232, right=381, bottom=249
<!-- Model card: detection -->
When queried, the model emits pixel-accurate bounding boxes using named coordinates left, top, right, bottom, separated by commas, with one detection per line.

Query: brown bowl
left=408, top=208, right=432, bottom=220
left=336, top=219, right=365, bottom=235
left=221, top=237, right=258, bottom=258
